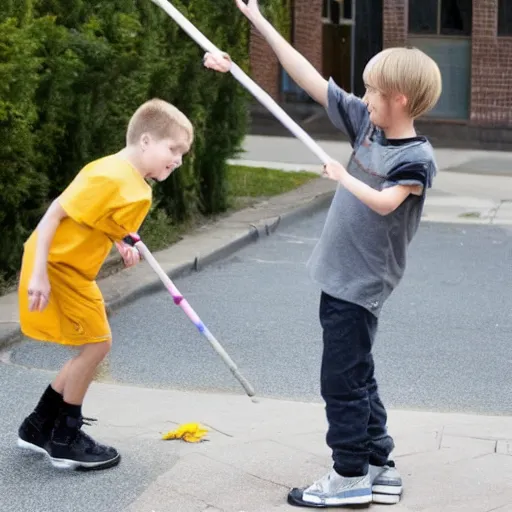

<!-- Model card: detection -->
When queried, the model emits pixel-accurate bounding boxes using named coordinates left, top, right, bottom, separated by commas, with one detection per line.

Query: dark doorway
left=353, top=0, right=383, bottom=98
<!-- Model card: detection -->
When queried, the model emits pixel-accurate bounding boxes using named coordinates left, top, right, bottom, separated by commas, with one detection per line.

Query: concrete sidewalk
left=80, top=382, right=512, bottom=512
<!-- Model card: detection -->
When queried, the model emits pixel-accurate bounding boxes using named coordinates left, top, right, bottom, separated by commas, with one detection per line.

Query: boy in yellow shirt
left=17, top=99, right=194, bottom=471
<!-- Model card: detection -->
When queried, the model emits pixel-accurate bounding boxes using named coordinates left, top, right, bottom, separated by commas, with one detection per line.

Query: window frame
left=408, top=0, right=472, bottom=37
left=322, top=0, right=354, bottom=26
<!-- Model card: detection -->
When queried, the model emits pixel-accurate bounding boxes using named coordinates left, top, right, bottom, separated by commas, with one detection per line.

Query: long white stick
left=150, top=0, right=332, bottom=165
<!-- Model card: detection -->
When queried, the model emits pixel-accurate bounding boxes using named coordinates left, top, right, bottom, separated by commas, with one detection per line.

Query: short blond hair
left=126, top=98, right=194, bottom=146
left=363, top=47, right=442, bottom=119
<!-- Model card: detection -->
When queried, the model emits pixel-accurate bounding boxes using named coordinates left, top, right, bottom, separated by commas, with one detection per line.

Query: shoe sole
left=372, top=484, right=403, bottom=505
left=17, top=438, right=49, bottom=455
left=287, top=488, right=372, bottom=508
left=17, top=437, right=121, bottom=471
left=51, top=453, right=121, bottom=471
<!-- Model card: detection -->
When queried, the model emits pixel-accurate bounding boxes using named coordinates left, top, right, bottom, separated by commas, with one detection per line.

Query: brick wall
left=249, top=25, right=280, bottom=100
left=383, top=0, right=406, bottom=48
left=471, top=0, right=512, bottom=126
left=294, top=0, right=323, bottom=74
left=248, top=0, right=324, bottom=101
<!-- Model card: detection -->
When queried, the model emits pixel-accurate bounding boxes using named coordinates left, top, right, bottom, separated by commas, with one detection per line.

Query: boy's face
left=363, top=84, right=388, bottom=128
left=140, top=133, right=191, bottom=182
left=363, top=82, right=408, bottom=131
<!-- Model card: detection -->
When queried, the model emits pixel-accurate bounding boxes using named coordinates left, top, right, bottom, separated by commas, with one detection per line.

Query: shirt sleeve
left=383, top=161, right=432, bottom=189
left=58, top=171, right=118, bottom=227
left=326, top=78, right=369, bottom=146
left=58, top=169, right=151, bottom=241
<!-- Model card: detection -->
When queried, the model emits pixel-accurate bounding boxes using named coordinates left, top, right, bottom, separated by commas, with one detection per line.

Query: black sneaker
left=49, top=417, right=120, bottom=471
left=17, top=414, right=53, bottom=455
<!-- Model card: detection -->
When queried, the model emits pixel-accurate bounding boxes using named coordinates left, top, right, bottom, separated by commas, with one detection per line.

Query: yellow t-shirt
left=36, top=154, right=152, bottom=281
left=18, top=155, right=152, bottom=345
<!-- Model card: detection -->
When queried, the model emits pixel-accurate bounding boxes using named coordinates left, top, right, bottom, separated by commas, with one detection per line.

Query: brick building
left=249, top=0, right=512, bottom=146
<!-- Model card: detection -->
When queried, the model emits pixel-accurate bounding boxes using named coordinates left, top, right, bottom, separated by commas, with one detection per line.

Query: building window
left=408, top=0, right=472, bottom=36
left=498, top=0, right=512, bottom=36
left=322, top=0, right=353, bottom=25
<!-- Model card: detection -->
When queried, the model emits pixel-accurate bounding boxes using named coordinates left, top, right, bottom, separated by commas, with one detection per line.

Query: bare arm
left=32, top=200, right=68, bottom=275
left=323, top=161, right=423, bottom=216
left=27, top=200, right=68, bottom=311
left=237, top=0, right=328, bottom=106
left=340, top=174, right=422, bottom=216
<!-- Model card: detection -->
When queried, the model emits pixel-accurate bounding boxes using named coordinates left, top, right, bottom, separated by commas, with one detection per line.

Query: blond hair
left=362, top=47, right=442, bottom=119
left=126, top=98, right=194, bottom=146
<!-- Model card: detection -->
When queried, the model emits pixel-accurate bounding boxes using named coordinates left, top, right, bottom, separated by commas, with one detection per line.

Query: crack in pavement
left=199, top=452, right=290, bottom=490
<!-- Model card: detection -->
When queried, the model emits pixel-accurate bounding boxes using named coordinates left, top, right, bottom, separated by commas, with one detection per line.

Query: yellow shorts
left=18, top=254, right=111, bottom=347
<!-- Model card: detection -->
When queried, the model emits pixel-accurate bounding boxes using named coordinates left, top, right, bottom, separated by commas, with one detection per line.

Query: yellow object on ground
left=162, top=423, right=209, bottom=443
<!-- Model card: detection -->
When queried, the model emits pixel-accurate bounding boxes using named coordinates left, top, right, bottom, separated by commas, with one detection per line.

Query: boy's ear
left=396, top=93, right=408, bottom=109
left=140, top=133, right=151, bottom=151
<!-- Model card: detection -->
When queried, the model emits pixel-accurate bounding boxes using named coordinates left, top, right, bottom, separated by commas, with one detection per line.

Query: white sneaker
left=287, top=469, right=372, bottom=508
left=370, top=461, right=403, bottom=504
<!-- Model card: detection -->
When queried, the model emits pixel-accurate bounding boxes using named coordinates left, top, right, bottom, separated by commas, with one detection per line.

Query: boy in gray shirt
left=204, top=0, right=442, bottom=507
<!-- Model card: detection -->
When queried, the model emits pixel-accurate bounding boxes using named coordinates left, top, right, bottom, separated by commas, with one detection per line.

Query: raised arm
left=239, top=0, right=328, bottom=106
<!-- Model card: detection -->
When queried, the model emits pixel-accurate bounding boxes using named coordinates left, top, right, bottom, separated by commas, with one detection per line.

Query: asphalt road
left=7, top=209, right=512, bottom=416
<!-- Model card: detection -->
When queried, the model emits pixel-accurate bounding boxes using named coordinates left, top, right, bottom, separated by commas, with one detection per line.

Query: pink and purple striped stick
left=123, top=234, right=256, bottom=398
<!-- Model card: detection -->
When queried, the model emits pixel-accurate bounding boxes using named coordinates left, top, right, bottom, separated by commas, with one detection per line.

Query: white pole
left=150, top=0, right=332, bottom=165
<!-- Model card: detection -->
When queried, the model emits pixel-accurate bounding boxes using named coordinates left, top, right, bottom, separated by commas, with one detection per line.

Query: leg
left=287, top=293, right=374, bottom=508
left=364, top=316, right=394, bottom=466
left=62, top=340, right=111, bottom=405
left=366, top=351, right=403, bottom=504
left=18, top=342, right=112, bottom=463
left=18, top=349, right=74, bottom=454
left=368, top=372, right=394, bottom=467
left=52, top=357, right=77, bottom=395
left=50, top=339, right=121, bottom=471
left=17, top=261, right=67, bottom=454
left=320, top=293, right=375, bottom=477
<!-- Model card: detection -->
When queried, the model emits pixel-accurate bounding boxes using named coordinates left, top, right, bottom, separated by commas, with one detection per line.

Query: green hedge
left=0, top=0, right=250, bottom=286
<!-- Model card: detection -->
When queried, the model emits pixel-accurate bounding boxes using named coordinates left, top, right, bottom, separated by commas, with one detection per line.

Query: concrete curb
left=0, top=325, right=23, bottom=352
left=0, top=190, right=334, bottom=351
left=275, top=190, right=335, bottom=230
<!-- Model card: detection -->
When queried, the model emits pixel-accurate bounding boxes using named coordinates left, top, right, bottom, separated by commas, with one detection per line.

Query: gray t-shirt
left=307, top=78, right=437, bottom=317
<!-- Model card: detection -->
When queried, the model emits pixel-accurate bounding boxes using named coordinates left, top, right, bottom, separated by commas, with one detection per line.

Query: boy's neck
left=117, top=147, right=147, bottom=178
left=382, top=119, right=417, bottom=140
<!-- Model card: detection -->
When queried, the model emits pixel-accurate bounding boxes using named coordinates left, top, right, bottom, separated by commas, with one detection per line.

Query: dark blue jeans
left=319, top=292, right=394, bottom=477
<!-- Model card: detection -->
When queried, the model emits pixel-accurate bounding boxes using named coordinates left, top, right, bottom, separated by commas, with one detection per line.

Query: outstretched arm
left=205, top=0, right=328, bottom=107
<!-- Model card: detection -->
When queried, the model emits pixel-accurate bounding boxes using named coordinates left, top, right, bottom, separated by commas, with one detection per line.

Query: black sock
left=33, top=385, right=63, bottom=422
left=52, top=402, right=82, bottom=443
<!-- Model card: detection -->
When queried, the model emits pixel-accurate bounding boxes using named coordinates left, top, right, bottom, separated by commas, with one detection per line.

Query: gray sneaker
left=287, top=469, right=372, bottom=508
left=370, top=461, right=403, bottom=504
